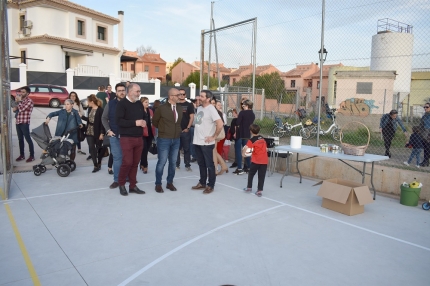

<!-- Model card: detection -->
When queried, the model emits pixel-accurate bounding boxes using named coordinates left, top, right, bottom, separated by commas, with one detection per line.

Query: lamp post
left=316, top=0, right=327, bottom=147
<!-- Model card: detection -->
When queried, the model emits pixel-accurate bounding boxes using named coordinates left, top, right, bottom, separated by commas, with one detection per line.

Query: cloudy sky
left=72, top=0, right=430, bottom=72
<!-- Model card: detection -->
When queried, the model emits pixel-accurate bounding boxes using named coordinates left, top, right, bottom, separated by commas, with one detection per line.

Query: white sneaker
left=403, top=162, right=409, bottom=166
left=185, top=167, right=192, bottom=172
left=416, top=165, right=420, bottom=168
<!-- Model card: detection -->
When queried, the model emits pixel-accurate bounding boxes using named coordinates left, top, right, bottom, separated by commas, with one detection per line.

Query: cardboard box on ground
left=314, top=178, right=374, bottom=216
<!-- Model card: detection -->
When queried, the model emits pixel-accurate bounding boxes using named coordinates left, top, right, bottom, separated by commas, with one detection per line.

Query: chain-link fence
left=200, top=0, right=429, bottom=172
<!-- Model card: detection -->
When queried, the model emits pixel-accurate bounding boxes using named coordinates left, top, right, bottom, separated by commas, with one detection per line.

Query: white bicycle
left=300, top=111, right=342, bottom=141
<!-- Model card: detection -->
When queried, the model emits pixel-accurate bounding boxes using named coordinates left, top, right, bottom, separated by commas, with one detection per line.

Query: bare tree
left=136, top=45, right=157, bottom=56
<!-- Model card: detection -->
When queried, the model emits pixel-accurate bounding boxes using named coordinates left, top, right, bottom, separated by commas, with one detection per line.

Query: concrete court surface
left=1, top=156, right=429, bottom=286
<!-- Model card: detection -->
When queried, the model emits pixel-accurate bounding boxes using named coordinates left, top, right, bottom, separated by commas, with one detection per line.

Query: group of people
left=18, top=86, right=430, bottom=195
left=379, top=106, right=430, bottom=167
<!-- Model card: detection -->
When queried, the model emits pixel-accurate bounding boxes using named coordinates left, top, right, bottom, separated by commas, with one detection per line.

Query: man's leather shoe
left=119, top=185, right=128, bottom=196
left=166, top=183, right=177, bottom=191
left=203, top=186, right=214, bottom=194
left=192, top=183, right=206, bottom=190
left=155, top=184, right=164, bottom=193
left=129, top=186, right=145, bottom=194
left=109, top=182, right=119, bottom=189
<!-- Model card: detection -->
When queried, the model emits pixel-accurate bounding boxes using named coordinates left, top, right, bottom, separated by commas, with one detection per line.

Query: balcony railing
left=74, top=64, right=106, bottom=77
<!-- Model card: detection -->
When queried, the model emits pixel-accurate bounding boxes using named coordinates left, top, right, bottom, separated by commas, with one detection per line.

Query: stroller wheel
left=57, top=164, right=71, bottom=177
left=65, top=160, right=76, bottom=172
left=34, top=167, right=42, bottom=176
left=40, top=166, right=46, bottom=173
left=423, top=202, right=430, bottom=211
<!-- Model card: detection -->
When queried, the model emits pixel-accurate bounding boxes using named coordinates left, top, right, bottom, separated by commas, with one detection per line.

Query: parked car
left=12, top=84, right=69, bottom=108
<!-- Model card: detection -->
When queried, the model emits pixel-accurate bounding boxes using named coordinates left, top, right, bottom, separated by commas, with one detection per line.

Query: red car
left=12, top=84, right=69, bottom=108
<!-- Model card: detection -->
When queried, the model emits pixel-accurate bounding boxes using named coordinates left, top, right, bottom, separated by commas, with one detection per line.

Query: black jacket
left=82, top=107, right=105, bottom=139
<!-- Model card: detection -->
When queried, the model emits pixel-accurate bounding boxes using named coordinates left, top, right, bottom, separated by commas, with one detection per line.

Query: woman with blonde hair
left=214, top=100, right=228, bottom=175
left=81, top=94, right=106, bottom=173
left=68, top=91, right=86, bottom=155
left=140, top=96, right=156, bottom=173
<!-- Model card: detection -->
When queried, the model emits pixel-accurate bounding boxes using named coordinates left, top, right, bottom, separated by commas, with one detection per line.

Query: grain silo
left=370, top=19, right=414, bottom=104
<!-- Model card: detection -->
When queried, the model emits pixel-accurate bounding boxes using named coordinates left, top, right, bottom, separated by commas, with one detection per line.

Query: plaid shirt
left=16, top=96, right=34, bottom=124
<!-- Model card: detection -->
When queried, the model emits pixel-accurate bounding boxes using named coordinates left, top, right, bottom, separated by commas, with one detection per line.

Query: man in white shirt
left=191, top=90, right=223, bottom=194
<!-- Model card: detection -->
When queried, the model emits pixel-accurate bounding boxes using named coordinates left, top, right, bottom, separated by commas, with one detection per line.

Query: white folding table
left=274, top=145, right=390, bottom=200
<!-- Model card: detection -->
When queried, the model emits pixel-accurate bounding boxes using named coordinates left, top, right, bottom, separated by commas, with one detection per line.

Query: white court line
left=2, top=176, right=197, bottom=203
left=220, top=183, right=430, bottom=252
left=117, top=204, right=284, bottom=286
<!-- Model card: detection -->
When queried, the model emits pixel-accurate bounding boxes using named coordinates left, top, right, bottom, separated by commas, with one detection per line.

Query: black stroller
left=30, top=123, right=77, bottom=177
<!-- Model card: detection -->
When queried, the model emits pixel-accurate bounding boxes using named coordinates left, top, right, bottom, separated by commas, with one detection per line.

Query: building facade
left=7, top=0, right=122, bottom=76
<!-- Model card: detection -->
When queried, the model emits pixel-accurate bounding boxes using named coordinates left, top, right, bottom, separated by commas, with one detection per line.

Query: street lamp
left=316, top=0, right=326, bottom=147
left=318, top=47, right=328, bottom=62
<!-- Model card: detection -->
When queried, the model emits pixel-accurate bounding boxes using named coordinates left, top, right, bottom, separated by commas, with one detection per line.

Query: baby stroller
left=30, top=123, right=77, bottom=177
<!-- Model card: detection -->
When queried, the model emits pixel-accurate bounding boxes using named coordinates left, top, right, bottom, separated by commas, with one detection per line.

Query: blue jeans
left=190, top=126, right=196, bottom=159
left=177, top=131, right=191, bottom=167
left=155, top=138, right=180, bottom=185
left=16, top=123, right=34, bottom=157
left=235, top=138, right=250, bottom=170
left=194, top=144, right=216, bottom=188
left=109, top=136, right=123, bottom=183
left=407, top=148, right=422, bottom=165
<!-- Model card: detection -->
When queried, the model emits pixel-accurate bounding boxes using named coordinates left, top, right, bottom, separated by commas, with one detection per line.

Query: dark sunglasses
left=424, top=106, right=430, bottom=109
left=179, top=93, right=186, bottom=96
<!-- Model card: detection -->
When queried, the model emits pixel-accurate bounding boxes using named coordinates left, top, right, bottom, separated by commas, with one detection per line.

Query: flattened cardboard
left=315, top=178, right=373, bottom=216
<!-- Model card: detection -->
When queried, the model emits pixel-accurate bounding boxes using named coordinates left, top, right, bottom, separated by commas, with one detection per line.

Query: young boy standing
left=242, top=124, right=268, bottom=197
left=404, top=126, right=424, bottom=168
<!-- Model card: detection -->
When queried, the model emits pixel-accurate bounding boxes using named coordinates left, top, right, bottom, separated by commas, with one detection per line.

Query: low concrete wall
left=275, top=155, right=429, bottom=200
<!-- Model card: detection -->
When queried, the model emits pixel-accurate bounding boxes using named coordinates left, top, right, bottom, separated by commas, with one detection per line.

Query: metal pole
left=382, top=89, right=386, bottom=115
left=1, top=0, right=12, bottom=200
left=260, top=88, right=265, bottom=121
left=212, top=19, right=221, bottom=91
left=207, top=2, right=214, bottom=88
left=200, top=30, right=204, bottom=91
left=316, top=0, right=325, bottom=146
left=406, top=93, right=410, bottom=124
left=251, top=18, right=257, bottom=103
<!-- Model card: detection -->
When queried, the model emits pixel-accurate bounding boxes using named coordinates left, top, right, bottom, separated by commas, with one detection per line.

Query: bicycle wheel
left=332, top=127, right=342, bottom=141
left=299, top=128, right=311, bottom=139
left=273, top=127, right=285, bottom=138
left=309, top=126, right=317, bottom=138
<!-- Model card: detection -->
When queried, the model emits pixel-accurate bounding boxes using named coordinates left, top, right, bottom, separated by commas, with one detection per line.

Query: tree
left=233, top=72, right=292, bottom=103
left=169, top=57, right=185, bottom=74
left=136, top=45, right=157, bottom=56
left=183, top=71, right=228, bottom=89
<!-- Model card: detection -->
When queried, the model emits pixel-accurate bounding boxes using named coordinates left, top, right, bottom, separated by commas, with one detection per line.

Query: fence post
left=109, top=73, right=118, bottom=87
left=19, top=63, right=27, bottom=86
left=189, top=82, right=196, bottom=99
left=406, top=93, right=410, bottom=124
left=66, top=68, right=74, bottom=92
left=154, top=79, right=161, bottom=98
left=260, top=88, right=265, bottom=120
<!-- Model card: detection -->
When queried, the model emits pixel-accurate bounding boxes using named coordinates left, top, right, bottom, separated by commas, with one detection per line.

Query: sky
left=72, top=0, right=430, bottom=72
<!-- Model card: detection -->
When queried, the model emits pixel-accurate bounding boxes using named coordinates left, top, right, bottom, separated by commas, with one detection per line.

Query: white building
left=7, top=0, right=123, bottom=77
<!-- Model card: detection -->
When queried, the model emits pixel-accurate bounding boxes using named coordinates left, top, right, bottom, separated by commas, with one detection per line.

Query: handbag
left=216, top=127, right=225, bottom=141
left=78, top=124, right=86, bottom=142
left=148, top=140, right=158, bottom=155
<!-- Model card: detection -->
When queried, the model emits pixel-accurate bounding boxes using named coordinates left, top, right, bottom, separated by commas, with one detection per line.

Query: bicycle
left=300, top=109, right=342, bottom=141
left=272, top=110, right=307, bottom=138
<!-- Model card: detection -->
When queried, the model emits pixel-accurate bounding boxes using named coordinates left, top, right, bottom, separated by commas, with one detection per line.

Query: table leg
left=280, top=153, right=288, bottom=188
left=297, top=153, right=302, bottom=183
left=371, top=162, right=376, bottom=200
left=362, top=162, right=366, bottom=184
